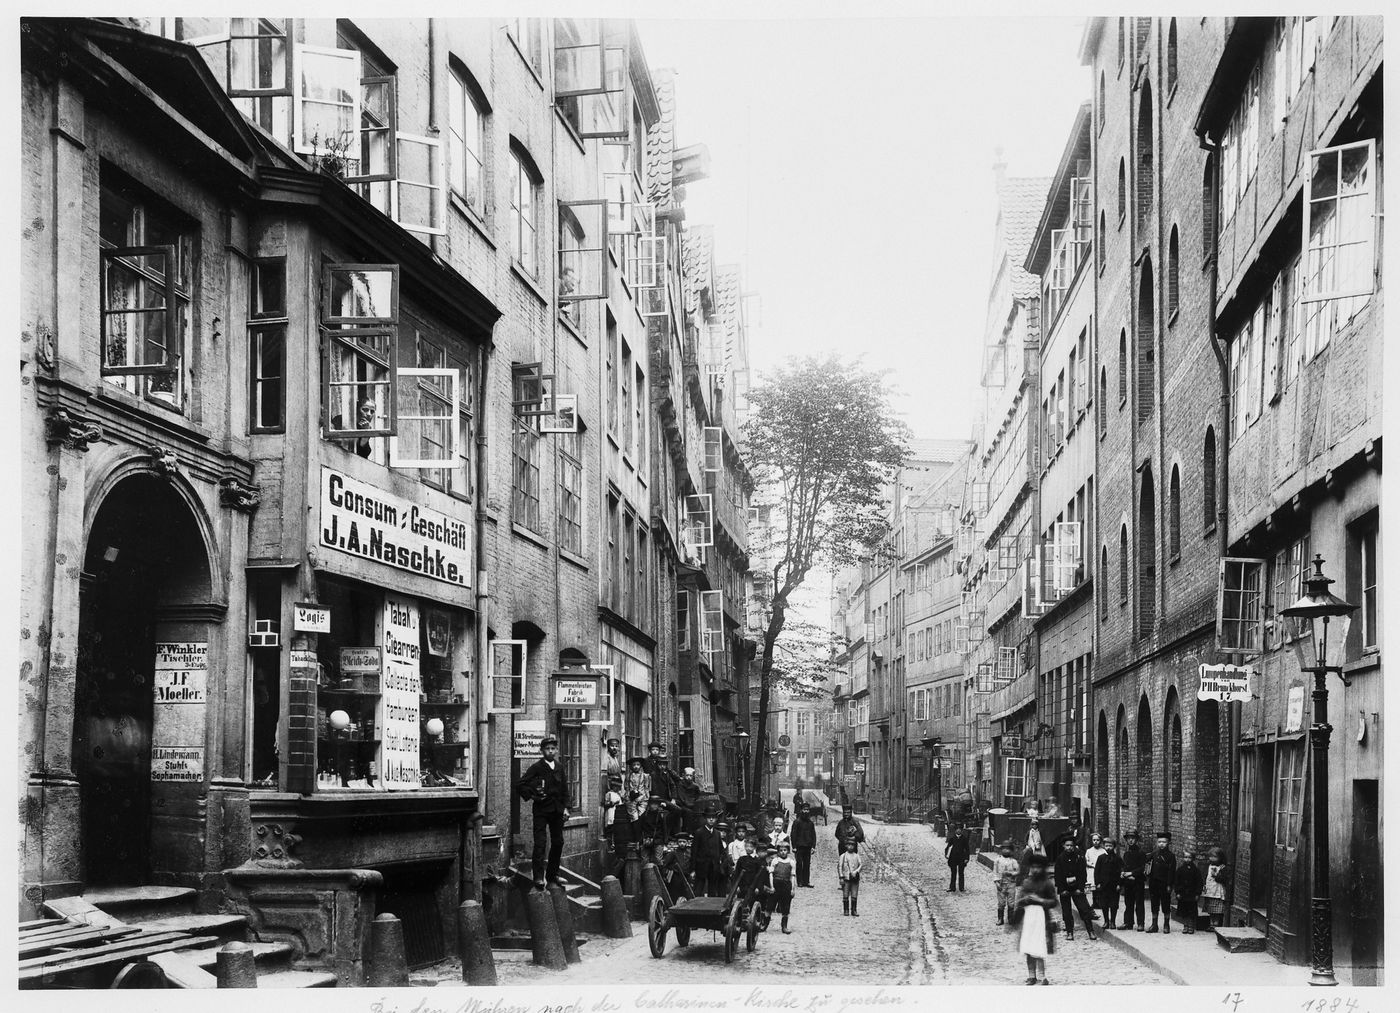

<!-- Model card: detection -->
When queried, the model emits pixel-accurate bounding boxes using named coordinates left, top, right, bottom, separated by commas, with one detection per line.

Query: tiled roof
left=715, top=265, right=743, bottom=367
left=997, top=175, right=1052, bottom=301
left=683, top=225, right=714, bottom=315
left=646, top=67, right=676, bottom=209
left=906, top=438, right=973, bottom=465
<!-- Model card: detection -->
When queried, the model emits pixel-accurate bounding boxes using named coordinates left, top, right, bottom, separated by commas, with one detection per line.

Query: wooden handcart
left=646, top=860, right=766, bottom=964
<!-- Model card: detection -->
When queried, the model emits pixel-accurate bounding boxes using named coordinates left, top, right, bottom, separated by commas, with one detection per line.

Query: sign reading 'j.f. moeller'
left=320, top=468, right=471, bottom=588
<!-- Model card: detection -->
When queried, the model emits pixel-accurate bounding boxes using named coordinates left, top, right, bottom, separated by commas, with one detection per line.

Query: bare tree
left=744, top=356, right=908, bottom=807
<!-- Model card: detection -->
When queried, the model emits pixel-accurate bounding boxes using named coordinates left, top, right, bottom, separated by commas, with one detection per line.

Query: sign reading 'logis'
left=320, top=468, right=471, bottom=588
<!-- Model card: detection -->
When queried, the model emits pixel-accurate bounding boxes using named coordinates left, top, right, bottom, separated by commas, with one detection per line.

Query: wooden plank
left=21, top=921, right=136, bottom=941
left=19, top=931, right=194, bottom=971
left=19, top=918, right=68, bottom=931
left=19, top=937, right=212, bottom=985
left=19, top=926, right=142, bottom=958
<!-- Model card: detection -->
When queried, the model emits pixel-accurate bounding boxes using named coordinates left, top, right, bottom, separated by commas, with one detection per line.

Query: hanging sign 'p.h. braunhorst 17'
left=319, top=467, right=471, bottom=588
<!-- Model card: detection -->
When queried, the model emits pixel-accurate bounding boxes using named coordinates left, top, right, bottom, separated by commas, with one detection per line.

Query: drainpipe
left=1200, top=129, right=1237, bottom=865
left=474, top=344, right=492, bottom=821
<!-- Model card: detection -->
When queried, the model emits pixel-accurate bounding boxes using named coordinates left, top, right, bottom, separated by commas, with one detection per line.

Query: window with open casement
left=488, top=640, right=528, bottom=714
left=1048, top=228, right=1071, bottom=320
left=100, top=179, right=193, bottom=410
left=996, top=646, right=1019, bottom=685
left=294, top=44, right=362, bottom=157
left=1052, top=521, right=1082, bottom=593
left=683, top=493, right=714, bottom=552
left=321, top=263, right=399, bottom=443
left=1005, top=756, right=1027, bottom=797
left=249, top=257, right=287, bottom=433
left=1070, top=175, right=1093, bottom=267
left=703, top=426, right=723, bottom=473
left=1302, top=139, right=1377, bottom=309
left=558, top=20, right=630, bottom=140
left=1216, top=557, right=1266, bottom=655
left=559, top=200, right=609, bottom=304
left=390, top=366, right=459, bottom=470
left=700, top=590, right=724, bottom=655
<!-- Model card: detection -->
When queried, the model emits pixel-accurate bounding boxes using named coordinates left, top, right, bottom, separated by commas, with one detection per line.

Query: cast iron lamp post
left=729, top=726, right=750, bottom=804
left=1281, top=554, right=1358, bottom=988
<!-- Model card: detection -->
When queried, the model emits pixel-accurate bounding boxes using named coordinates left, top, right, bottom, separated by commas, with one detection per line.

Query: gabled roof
left=996, top=174, right=1053, bottom=301
left=646, top=67, right=677, bottom=209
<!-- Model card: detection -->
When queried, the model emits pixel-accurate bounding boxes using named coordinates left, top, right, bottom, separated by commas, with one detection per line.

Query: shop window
left=99, top=177, right=193, bottom=411
left=556, top=724, right=583, bottom=811
left=249, top=258, right=286, bottom=433
left=322, top=263, right=399, bottom=451
left=487, top=639, right=528, bottom=714
left=509, top=144, right=542, bottom=278
left=447, top=61, right=489, bottom=220
left=1216, top=557, right=1266, bottom=653
left=248, top=571, right=282, bottom=786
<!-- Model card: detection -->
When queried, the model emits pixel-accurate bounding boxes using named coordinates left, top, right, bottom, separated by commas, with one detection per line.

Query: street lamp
left=730, top=726, right=751, bottom=803
left=1281, top=554, right=1358, bottom=988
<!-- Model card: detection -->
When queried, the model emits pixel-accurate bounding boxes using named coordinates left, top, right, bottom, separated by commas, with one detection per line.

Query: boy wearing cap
left=790, top=804, right=817, bottom=887
left=514, top=734, right=570, bottom=888
left=1145, top=831, right=1177, bottom=933
left=1174, top=848, right=1204, bottom=934
left=991, top=840, right=1022, bottom=924
left=838, top=840, right=863, bottom=916
left=834, top=805, right=865, bottom=857
left=1120, top=830, right=1147, bottom=930
left=771, top=841, right=798, bottom=932
left=1094, top=839, right=1124, bottom=928
left=637, top=793, right=670, bottom=865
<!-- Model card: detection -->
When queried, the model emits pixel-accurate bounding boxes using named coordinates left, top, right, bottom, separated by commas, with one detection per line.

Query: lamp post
left=1281, top=554, right=1358, bottom=988
left=730, top=726, right=750, bottom=804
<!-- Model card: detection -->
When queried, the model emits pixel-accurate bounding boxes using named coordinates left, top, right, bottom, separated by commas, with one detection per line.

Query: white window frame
left=582, top=664, right=616, bottom=728
left=487, top=639, right=528, bottom=715
left=559, top=199, right=609, bottom=302
left=1052, top=521, right=1082, bottom=592
left=700, top=590, right=724, bottom=655
left=321, top=263, right=399, bottom=441
left=293, top=44, right=363, bottom=156
left=630, top=234, right=665, bottom=290
left=540, top=393, right=579, bottom=435
left=391, top=132, right=447, bottom=237
left=1005, top=756, right=1027, bottom=797
left=684, top=493, right=714, bottom=549
left=390, top=367, right=460, bottom=469
left=1302, top=139, right=1377, bottom=303
left=996, top=646, right=1019, bottom=684
left=703, top=426, right=723, bottom=472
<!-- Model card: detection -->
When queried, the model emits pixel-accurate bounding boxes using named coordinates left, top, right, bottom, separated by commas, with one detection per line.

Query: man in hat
left=1094, top=838, right=1125, bottom=928
left=514, top=734, right=570, bottom=888
left=692, top=813, right=730, bottom=897
left=834, top=804, right=865, bottom=858
left=790, top=802, right=817, bottom=887
left=637, top=793, right=670, bottom=866
left=600, top=736, right=624, bottom=846
left=675, top=765, right=705, bottom=833
left=641, top=740, right=680, bottom=835
left=945, top=825, right=971, bottom=892
left=1145, top=830, right=1177, bottom=933
left=1120, top=829, right=1147, bottom=930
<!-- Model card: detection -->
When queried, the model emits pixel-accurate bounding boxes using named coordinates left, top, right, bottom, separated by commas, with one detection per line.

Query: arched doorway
left=1094, top=711, right=1110, bottom=835
left=1136, top=695, right=1155, bottom=835
left=76, top=472, right=212, bottom=885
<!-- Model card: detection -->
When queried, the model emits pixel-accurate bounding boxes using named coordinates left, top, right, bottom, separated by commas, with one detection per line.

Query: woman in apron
left=1014, top=851, right=1058, bottom=985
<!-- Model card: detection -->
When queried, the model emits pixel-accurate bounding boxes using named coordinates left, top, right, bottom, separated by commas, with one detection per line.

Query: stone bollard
left=641, top=862, right=664, bottom=915
left=457, top=900, right=497, bottom=987
left=214, top=941, right=258, bottom=988
left=523, top=888, right=568, bottom=970
left=599, top=876, right=633, bottom=939
left=548, top=884, right=582, bottom=964
left=622, top=844, right=642, bottom=898
left=368, top=913, right=409, bottom=987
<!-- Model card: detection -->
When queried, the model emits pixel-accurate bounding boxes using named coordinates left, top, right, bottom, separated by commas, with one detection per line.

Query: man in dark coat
left=641, top=741, right=679, bottom=834
left=790, top=804, right=818, bottom=887
left=1052, top=836, right=1099, bottom=939
left=945, top=826, right=971, bottom=892
left=514, top=734, right=570, bottom=888
left=1094, top=838, right=1125, bottom=928
left=674, top=766, right=705, bottom=833
left=834, top=805, right=865, bottom=856
left=692, top=813, right=730, bottom=897
left=1119, top=829, right=1147, bottom=930
left=636, top=793, right=670, bottom=865
left=1146, top=830, right=1178, bottom=933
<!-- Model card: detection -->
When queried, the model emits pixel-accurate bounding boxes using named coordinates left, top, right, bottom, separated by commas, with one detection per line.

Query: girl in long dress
left=1014, top=852, right=1058, bottom=985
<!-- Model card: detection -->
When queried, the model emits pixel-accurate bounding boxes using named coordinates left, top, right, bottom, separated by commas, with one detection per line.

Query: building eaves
left=997, top=175, right=1053, bottom=301
left=1078, top=16, right=1106, bottom=65
left=1026, top=103, right=1092, bottom=274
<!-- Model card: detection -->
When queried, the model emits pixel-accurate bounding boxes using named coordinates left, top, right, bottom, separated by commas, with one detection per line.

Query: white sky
left=638, top=15, right=1091, bottom=442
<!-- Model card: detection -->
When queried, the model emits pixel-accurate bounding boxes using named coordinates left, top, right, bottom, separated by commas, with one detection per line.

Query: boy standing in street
left=513, top=734, right=570, bottom=889
left=838, top=840, right=863, bottom=917
left=790, top=804, right=817, bottom=887
left=771, top=841, right=798, bottom=932
left=1094, top=838, right=1124, bottom=928
left=1146, top=831, right=1177, bottom=933
left=1120, top=830, right=1147, bottom=930
left=1175, top=849, right=1205, bottom=934
left=991, top=840, right=1022, bottom=925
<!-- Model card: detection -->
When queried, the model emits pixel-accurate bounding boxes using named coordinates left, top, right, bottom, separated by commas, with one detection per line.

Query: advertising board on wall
left=380, top=597, right=422, bottom=789
left=151, top=642, right=207, bottom=783
left=319, top=468, right=471, bottom=589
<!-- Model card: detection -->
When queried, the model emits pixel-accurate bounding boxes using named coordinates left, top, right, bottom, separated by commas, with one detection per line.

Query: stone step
left=122, top=912, right=250, bottom=945
left=183, top=939, right=296, bottom=972
left=1215, top=926, right=1268, bottom=953
left=79, top=885, right=199, bottom=922
left=257, top=969, right=339, bottom=987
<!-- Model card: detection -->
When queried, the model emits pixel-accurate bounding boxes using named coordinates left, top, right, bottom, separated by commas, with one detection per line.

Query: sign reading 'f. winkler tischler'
left=320, top=468, right=471, bottom=588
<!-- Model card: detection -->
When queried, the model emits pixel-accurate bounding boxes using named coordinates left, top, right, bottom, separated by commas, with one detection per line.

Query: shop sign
left=514, top=719, right=547, bottom=758
left=294, top=602, right=332, bottom=633
left=151, top=643, right=207, bottom=783
left=1285, top=684, right=1307, bottom=733
left=379, top=597, right=421, bottom=789
left=319, top=468, right=471, bottom=589
left=1198, top=663, right=1253, bottom=702
left=340, top=648, right=382, bottom=691
left=550, top=674, right=602, bottom=709
left=853, top=760, right=866, bottom=772
left=291, top=649, right=319, bottom=668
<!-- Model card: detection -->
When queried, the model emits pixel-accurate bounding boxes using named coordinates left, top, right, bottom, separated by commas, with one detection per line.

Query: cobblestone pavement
left=859, top=820, right=1172, bottom=987
left=422, top=817, right=917, bottom=986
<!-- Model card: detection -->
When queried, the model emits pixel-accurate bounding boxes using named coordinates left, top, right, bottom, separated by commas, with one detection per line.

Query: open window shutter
left=1216, top=557, right=1267, bottom=654
left=511, top=362, right=557, bottom=418
left=700, top=590, right=723, bottom=654
left=633, top=235, right=665, bottom=290
left=1302, top=139, right=1376, bottom=302
left=487, top=640, right=528, bottom=714
left=576, top=23, right=630, bottom=139
left=685, top=494, right=714, bottom=548
left=553, top=19, right=608, bottom=97
left=392, top=132, right=446, bottom=236
left=227, top=19, right=292, bottom=98
left=559, top=199, right=609, bottom=301
left=294, top=45, right=363, bottom=156
left=100, top=245, right=179, bottom=377
left=583, top=664, right=616, bottom=727
left=344, top=74, right=396, bottom=184
left=390, top=368, right=459, bottom=468
left=703, top=427, right=722, bottom=472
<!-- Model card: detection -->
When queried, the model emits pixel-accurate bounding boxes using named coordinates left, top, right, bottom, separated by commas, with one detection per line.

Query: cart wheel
left=675, top=925, right=691, bottom=947
left=746, top=902, right=763, bottom=952
left=724, top=902, right=742, bottom=964
left=647, top=896, right=668, bottom=958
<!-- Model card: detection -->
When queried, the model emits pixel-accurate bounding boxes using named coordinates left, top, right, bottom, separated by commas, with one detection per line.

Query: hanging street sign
left=1197, top=663, right=1253, bottom=702
left=550, top=673, right=603, bottom=709
left=293, top=602, right=332, bottom=634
